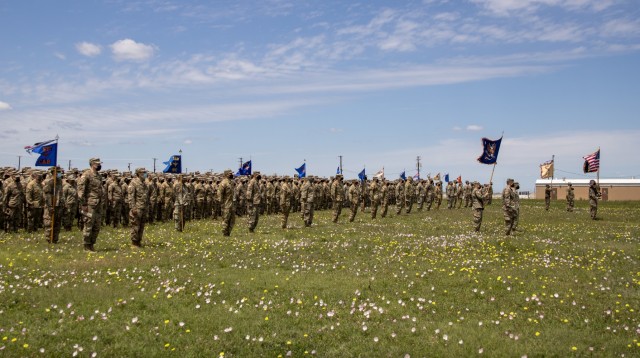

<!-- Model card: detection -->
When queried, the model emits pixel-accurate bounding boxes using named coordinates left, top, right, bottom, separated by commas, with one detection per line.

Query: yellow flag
left=540, top=160, right=554, bottom=179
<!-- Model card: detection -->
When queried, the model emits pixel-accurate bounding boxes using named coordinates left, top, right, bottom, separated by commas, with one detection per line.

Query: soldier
left=369, top=177, right=380, bottom=219
left=128, top=168, right=149, bottom=247
left=395, top=179, right=405, bottom=215
left=331, top=174, right=344, bottom=223
left=25, top=172, right=44, bottom=233
left=502, top=178, right=517, bottom=236
left=348, top=180, right=360, bottom=222
left=280, top=177, right=292, bottom=229
left=435, top=181, right=443, bottom=210
left=457, top=181, right=464, bottom=209
left=380, top=181, right=390, bottom=218
left=121, top=177, right=130, bottom=227
left=205, top=179, right=215, bottom=219
left=446, top=181, right=455, bottom=209
left=464, top=181, right=472, bottom=208
left=246, top=172, right=262, bottom=233
left=416, top=179, right=426, bottom=211
left=62, top=174, right=78, bottom=231
left=43, top=167, right=64, bottom=243
left=4, top=171, right=24, bottom=233
left=148, top=175, right=159, bottom=223
left=472, top=181, right=491, bottom=232
left=513, top=182, right=521, bottom=231
left=588, top=180, right=600, bottom=220
left=300, top=177, right=315, bottom=227
left=194, top=178, right=205, bottom=220
left=108, top=175, right=123, bottom=228
left=566, top=183, right=575, bottom=212
left=404, top=176, right=414, bottom=214
left=218, top=170, right=236, bottom=236
left=544, top=184, right=552, bottom=211
left=425, top=179, right=435, bottom=211
left=78, top=158, right=104, bottom=251
left=173, top=175, right=188, bottom=232
left=162, top=176, right=174, bottom=221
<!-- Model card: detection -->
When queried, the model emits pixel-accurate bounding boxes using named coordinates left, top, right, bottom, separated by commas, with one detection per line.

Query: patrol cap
left=89, top=158, right=102, bottom=165
left=506, top=178, right=514, bottom=183
left=223, top=169, right=233, bottom=176
left=135, top=167, right=147, bottom=175
left=568, top=182, right=572, bottom=186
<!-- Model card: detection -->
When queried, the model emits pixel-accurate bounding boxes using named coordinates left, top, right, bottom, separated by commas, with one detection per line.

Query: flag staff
left=596, top=147, right=600, bottom=187
left=488, top=132, right=504, bottom=184
left=550, top=154, right=554, bottom=189
left=49, top=136, right=59, bottom=244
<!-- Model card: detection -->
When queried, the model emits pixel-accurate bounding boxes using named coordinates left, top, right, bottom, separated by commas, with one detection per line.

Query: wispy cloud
left=110, top=39, right=155, bottom=62
left=466, top=125, right=483, bottom=131
left=76, top=41, right=102, bottom=57
left=0, top=101, right=11, bottom=110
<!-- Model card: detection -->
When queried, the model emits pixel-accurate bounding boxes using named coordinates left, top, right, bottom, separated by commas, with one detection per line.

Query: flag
left=540, top=160, right=554, bottom=179
left=373, top=168, right=384, bottom=179
left=583, top=149, right=600, bottom=173
left=456, top=175, right=462, bottom=184
left=295, top=163, right=306, bottom=178
left=336, top=166, right=341, bottom=175
left=434, top=173, right=440, bottom=181
left=399, top=171, right=406, bottom=180
left=162, top=155, right=182, bottom=173
left=25, top=139, right=58, bottom=167
left=236, top=160, right=252, bottom=176
left=413, top=172, right=420, bottom=180
left=444, top=173, right=449, bottom=182
left=358, top=168, right=366, bottom=182
left=477, top=136, right=503, bottom=164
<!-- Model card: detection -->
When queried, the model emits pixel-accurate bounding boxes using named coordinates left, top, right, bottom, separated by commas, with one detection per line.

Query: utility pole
left=68, top=160, right=71, bottom=170
left=239, top=157, right=243, bottom=169
left=339, top=155, right=343, bottom=174
left=17, top=155, right=21, bottom=170
left=153, top=158, right=157, bottom=173
left=416, top=156, right=421, bottom=178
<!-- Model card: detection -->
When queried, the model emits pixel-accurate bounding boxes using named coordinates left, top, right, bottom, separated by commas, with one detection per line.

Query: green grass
left=1, top=200, right=639, bottom=357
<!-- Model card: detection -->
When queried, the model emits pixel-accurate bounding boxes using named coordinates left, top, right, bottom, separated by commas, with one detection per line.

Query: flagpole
left=50, top=136, right=59, bottom=244
left=488, top=131, right=504, bottom=184
left=596, top=147, right=600, bottom=187
left=550, top=154, right=554, bottom=188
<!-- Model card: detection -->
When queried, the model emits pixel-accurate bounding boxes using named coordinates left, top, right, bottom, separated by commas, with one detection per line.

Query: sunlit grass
left=1, top=200, right=638, bottom=356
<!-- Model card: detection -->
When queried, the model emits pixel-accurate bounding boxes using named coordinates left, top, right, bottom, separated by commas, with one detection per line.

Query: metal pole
left=68, top=160, right=71, bottom=171
left=339, top=155, right=343, bottom=174
left=128, top=163, right=131, bottom=172
left=153, top=158, right=157, bottom=173
left=50, top=166, right=56, bottom=244
left=17, top=156, right=21, bottom=170
left=416, top=156, right=421, bottom=178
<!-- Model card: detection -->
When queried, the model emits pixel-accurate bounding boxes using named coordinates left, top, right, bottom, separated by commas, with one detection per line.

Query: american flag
left=582, top=149, right=600, bottom=173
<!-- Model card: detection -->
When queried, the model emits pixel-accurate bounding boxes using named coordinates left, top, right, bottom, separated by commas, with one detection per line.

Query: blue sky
left=1, top=0, right=639, bottom=190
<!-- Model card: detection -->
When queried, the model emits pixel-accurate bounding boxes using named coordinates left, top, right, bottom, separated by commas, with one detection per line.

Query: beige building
left=535, top=178, right=640, bottom=201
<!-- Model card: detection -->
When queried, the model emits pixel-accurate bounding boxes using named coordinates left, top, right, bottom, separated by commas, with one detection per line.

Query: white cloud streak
left=76, top=42, right=102, bottom=57
left=110, top=39, right=155, bottom=62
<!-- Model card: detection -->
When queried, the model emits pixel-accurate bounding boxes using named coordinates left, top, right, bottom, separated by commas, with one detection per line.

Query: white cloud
left=76, top=42, right=102, bottom=57
left=110, top=39, right=155, bottom=62
left=466, top=125, right=483, bottom=131
left=0, top=101, right=11, bottom=110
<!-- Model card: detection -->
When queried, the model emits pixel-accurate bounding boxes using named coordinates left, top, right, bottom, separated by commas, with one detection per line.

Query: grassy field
left=1, top=200, right=639, bottom=357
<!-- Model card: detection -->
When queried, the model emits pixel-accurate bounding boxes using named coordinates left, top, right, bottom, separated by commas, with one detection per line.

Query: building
left=535, top=178, right=640, bottom=201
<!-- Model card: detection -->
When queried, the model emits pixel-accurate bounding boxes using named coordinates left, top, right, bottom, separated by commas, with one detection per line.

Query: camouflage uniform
left=416, top=180, right=426, bottom=211
left=121, top=179, right=130, bottom=227
left=566, top=184, right=575, bottom=212
left=148, top=177, right=158, bottom=223
left=173, top=177, right=188, bottom=232
left=395, top=180, right=405, bottom=215
left=3, top=175, right=23, bottom=233
left=62, top=176, right=78, bottom=231
left=404, top=177, right=414, bottom=214
left=544, top=185, right=551, bottom=211
left=43, top=169, right=64, bottom=243
left=279, top=178, right=292, bottom=228
left=472, top=182, right=490, bottom=231
left=25, top=174, right=44, bottom=233
left=435, top=182, right=443, bottom=209
left=588, top=180, right=600, bottom=220
left=369, top=179, right=380, bottom=219
left=246, top=173, right=262, bottom=232
left=446, top=182, right=455, bottom=209
left=380, top=182, right=389, bottom=218
left=218, top=170, right=236, bottom=236
left=78, top=158, right=104, bottom=251
left=456, top=182, right=464, bottom=208
left=513, top=182, right=521, bottom=231
left=502, top=179, right=517, bottom=235
left=348, top=181, right=360, bottom=222
left=463, top=181, right=472, bottom=208
left=162, top=178, right=174, bottom=221
left=108, top=178, right=123, bottom=228
left=331, top=175, right=345, bottom=223
left=128, top=169, right=149, bottom=246
left=425, top=180, right=434, bottom=211
left=300, top=178, right=315, bottom=227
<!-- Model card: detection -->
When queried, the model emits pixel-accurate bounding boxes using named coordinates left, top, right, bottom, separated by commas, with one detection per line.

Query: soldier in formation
left=544, top=184, right=552, bottom=210
left=43, top=166, right=63, bottom=243
left=77, top=158, right=104, bottom=252
left=472, top=181, right=491, bottom=232
left=246, top=172, right=262, bottom=233
left=218, top=170, right=236, bottom=236
left=588, top=180, right=600, bottom=220
left=566, top=183, right=575, bottom=212
left=502, top=178, right=518, bottom=236
left=128, top=168, right=149, bottom=247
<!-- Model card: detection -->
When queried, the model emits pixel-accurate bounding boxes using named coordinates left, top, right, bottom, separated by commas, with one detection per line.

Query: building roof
left=535, top=178, right=640, bottom=186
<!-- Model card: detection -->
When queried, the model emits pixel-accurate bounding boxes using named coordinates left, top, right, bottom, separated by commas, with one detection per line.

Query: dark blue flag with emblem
left=399, top=171, right=406, bottom=180
left=444, top=173, right=449, bottom=182
left=336, top=166, right=341, bottom=175
left=162, top=155, right=182, bottom=173
left=295, top=163, right=306, bottom=178
left=358, top=168, right=366, bottom=182
left=477, top=136, right=502, bottom=165
left=25, top=139, right=58, bottom=167
left=236, top=160, right=252, bottom=176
